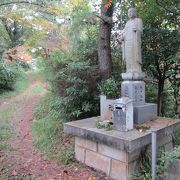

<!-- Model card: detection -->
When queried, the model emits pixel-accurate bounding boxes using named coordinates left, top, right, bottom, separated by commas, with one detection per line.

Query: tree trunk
left=157, top=79, right=165, bottom=116
left=98, top=5, right=113, bottom=80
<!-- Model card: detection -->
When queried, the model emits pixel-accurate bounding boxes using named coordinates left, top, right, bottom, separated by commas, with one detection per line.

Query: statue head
left=128, top=8, right=137, bottom=19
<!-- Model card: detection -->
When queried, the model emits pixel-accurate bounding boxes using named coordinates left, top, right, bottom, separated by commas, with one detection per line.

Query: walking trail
left=0, top=76, right=112, bottom=180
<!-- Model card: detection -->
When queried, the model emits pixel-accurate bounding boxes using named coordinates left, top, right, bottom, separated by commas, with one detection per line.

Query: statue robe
left=122, top=17, right=143, bottom=73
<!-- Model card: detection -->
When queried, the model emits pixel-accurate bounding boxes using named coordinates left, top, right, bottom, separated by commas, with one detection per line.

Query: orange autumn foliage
left=104, top=0, right=113, bottom=9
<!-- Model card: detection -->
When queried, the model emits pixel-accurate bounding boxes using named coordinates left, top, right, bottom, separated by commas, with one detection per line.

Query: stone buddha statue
left=120, top=8, right=143, bottom=73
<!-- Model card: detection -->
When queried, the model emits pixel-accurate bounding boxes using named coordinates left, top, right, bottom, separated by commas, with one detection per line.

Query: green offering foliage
left=98, top=78, right=120, bottom=98
left=96, top=120, right=113, bottom=131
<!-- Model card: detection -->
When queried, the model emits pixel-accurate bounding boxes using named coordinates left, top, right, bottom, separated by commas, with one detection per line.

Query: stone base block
left=100, top=95, right=114, bottom=121
left=121, top=81, right=145, bottom=106
left=75, top=137, right=140, bottom=180
left=85, top=150, right=111, bottom=174
left=134, top=103, right=157, bottom=124
left=110, top=160, right=128, bottom=180
left=75, top=144, right=85, bottom=163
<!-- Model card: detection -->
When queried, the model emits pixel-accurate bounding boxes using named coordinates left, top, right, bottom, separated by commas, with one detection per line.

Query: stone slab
left=98, top=143, right=140, bottom=163
left=121, top=81, right=145, bottom=106
left=75, top=144, right=85, bottom=163
left=127, top=161, right=139, bottom=179
left=110, top=159, right=127, bottom=180
left=134, top=103, right=157, bottom=124
left=64, top=117, right=180, bottom=153
left=85, top=150, right=111, bottom=174
left=98, top=143, right=127, bottom=162
left=75, top=136, right=97, bottom=151
left=100, top=95, right=114, bottom=121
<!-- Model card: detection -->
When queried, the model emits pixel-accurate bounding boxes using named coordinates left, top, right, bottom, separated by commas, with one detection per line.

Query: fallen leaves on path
left=0, top=80, right=113, bottom=180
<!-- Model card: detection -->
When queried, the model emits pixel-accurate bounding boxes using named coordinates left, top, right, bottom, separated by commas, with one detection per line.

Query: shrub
left=135, top=131, right=180, bottom=179
left=145, top=82, right=158, bottom=103
left=18, top=61, right=30, bottom=71
left=98, top=78, right=120, bottom=98
left=0, top=63, right=19, bottom=91
left=43, top=38, right=100, bottom=120
left=45, top=57, right=100, bottom=120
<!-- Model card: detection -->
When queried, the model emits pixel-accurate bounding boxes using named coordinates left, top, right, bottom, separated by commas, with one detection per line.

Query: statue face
left=128, top=8, right=137, bottom=18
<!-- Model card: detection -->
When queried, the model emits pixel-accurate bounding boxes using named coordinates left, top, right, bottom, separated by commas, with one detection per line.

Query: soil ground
left=0, top=75, right=113, bottom=180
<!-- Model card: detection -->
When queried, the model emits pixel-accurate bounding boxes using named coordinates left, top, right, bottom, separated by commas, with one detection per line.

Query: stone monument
left=64, top=7, right=180, bottom=180
left=119, top=8, right=157, bottom=124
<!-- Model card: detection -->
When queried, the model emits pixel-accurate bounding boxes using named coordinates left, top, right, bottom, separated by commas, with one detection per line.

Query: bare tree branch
left=96, top=15, right=113, bottom=24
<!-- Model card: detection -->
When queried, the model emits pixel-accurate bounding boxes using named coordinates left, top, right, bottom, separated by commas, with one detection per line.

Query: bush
left=98, top=78, right=120, bottom=98
left=43, top=37, right=100, bottom=120
left=33, top=32, right=100, bottom=164
left=0, top=63, right=19, bottom=91
left=135, top=131, right=180, bottom=180
left=18, top=61, right=30, bottom=71
left=145, top=82, right=158, bottom=103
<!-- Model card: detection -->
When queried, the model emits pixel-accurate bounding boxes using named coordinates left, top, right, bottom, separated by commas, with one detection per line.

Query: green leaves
left=0, top=63, right=19, bottom=91
left=98, top=77, right=119, bottom=98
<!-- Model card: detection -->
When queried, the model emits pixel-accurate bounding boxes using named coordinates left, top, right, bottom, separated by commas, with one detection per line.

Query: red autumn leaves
left=104, top=0, right=113, bottom=9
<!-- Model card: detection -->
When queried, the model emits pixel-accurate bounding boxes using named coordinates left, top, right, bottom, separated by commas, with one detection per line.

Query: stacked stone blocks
left=64, top=117, right=180, bottom=180
left=75, top=136, right=140, bottom=180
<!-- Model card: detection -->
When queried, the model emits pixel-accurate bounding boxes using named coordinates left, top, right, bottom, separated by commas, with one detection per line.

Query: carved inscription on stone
left=134, top=85, right=144, bottom=104
left=124, top=86, right=129, bottom=97
left=121, top=81, right=145, bottom=105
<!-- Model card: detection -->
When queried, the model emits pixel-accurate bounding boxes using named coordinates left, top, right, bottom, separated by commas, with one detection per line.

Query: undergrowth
left=0, top=70, right=28, bottom=103
left=32, top=92, right=75, bottom=165
left=0, top=124, right=12, bottom=151
left=135, top=131, right=180, bottom=180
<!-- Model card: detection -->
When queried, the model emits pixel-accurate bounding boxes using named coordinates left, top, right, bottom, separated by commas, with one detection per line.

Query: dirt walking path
left=0, top=79, right=111, bottom=180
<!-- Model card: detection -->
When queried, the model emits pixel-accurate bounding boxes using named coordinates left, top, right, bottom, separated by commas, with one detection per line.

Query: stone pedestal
left=121, top=81, right=145, bottom=105
left=113, top=97, right=134, bottom=131
left=100, top=95, right=114, bottom=121
left=121, top=72, right=157, bottom=124
left=64, top=117, right=180, bottom=180
left=134, top=103, right=157, bottom=124
left=75, top=136, right=140, bottom=180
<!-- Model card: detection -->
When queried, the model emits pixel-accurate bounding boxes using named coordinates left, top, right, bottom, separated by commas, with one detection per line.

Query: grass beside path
left=32, top=92, right=75, bottom=165
left=0, top=72, right=46, bottom=179
left=0, top=71, right=28, bottom=104
left=0, top=81, right=46, bottom=153
left=0, top=72, right=29, bottom=153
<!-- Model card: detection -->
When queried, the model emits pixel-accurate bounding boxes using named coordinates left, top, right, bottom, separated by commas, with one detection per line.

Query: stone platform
left=64, top=117, right=180, bottom=180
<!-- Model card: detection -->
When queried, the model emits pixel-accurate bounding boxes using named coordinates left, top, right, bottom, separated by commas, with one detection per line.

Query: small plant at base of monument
left=98, top=78, right=120, bottom=99
left=96, top=120, right=113, bottom=131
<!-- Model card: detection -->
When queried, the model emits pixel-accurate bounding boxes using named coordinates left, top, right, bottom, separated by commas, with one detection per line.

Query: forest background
left=0, top=0, right=179, bottom=178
